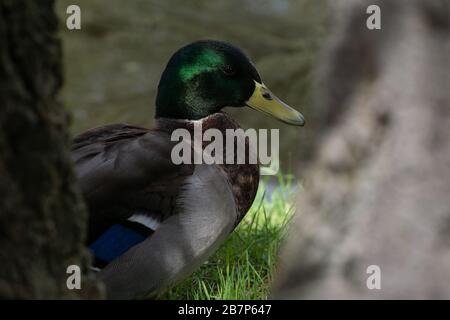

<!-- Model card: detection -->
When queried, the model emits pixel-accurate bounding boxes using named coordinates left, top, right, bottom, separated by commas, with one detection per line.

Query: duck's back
left=72, top=124, right=194, bottom=265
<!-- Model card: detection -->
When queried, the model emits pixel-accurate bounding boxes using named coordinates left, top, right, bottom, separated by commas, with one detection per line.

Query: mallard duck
left=72, top=40, right=304, bottom=299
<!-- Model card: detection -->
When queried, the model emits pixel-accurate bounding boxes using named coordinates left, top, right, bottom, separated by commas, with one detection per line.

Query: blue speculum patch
left=90, top=224, right=146, bottom=263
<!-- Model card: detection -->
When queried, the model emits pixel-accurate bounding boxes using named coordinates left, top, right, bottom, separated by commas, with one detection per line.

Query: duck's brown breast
left=156, top=112, right=260, bottom=222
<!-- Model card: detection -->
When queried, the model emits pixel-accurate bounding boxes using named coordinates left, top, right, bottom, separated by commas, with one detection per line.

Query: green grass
left=159, top=174, right=298, bottom=300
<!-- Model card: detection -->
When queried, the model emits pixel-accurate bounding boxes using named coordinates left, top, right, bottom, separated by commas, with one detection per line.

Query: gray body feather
left=98, top=164, right=237, bottom=299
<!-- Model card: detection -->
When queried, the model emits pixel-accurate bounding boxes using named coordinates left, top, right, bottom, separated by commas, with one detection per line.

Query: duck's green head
left=156, top=40, right=304, bottom=126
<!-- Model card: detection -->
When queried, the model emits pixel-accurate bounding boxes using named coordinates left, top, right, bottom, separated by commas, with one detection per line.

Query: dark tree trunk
left=0, top=0, right=100, bottom=298
left=274, top=0, right=450, bottom=299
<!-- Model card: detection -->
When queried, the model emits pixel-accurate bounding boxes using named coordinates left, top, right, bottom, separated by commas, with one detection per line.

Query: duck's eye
left=221, top=65, right=236, bottom=76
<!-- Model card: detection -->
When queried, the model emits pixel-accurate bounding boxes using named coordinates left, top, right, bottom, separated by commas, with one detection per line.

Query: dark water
left=57, top=0, right=326, bottom=173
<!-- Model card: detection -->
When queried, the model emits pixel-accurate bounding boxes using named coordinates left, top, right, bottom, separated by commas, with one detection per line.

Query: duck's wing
left=72, top=124, right=238, bottom=299
left=98, top=163, right=237, bottom=299
left=71, top=124, right=194, bottom=266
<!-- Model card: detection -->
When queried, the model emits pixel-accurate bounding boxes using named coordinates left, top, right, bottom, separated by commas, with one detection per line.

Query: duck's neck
left=155, top=112, right=260, bottom=222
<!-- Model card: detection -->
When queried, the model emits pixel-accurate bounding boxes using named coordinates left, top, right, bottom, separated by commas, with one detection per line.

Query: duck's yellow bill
left=245, top=81, right=305, bottom=126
